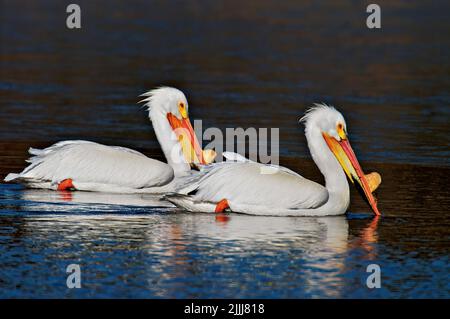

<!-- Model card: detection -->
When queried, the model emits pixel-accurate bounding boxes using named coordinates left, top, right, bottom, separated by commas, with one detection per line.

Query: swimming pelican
left=4, top=87, right=215, bottom=193
left=167, top=104, right=381, bottom=216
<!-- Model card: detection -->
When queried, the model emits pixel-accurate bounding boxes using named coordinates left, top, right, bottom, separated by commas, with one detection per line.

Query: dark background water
left=0, top=0, right=449, bottom=298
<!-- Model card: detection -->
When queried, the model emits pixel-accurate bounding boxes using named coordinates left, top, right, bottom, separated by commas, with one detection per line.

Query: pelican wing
left=5, top=140, right=174, bottom=191
left=175, top=161, right=328, bottom=212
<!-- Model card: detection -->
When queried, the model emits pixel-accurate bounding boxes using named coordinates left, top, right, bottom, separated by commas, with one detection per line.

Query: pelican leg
left=215, top=199, right=229, bottom=213
left=57, top=178, right=76, bottom=191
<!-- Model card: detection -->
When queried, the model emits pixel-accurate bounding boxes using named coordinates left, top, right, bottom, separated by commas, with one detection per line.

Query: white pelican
left=167, top=104, right=381, bottom=216
left=4, top=87, right=214, bottom=193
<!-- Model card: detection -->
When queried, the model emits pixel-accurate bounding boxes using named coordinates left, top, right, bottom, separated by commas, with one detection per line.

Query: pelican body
left=168, top=105, right=381, bottom=216
left=5, top=87, right=213, bottom=193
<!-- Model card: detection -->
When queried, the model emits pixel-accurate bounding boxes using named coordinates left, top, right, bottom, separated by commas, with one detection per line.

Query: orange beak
left=323, top=133, right=381, bottom=216
left=167, top=113, right=207, bottom=165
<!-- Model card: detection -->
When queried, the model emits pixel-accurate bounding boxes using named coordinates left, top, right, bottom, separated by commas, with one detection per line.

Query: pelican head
left=302, top=104, right=381, bottom=216
left=141, top=87, right=189, bottom=119
left=140, top=87, right=214, bottom=173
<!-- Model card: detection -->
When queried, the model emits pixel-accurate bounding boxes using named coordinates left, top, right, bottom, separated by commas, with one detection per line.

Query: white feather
left=167, top=105, right=352, bottom=216
left=5, top=87, right=195, bottom=193
left=6, top=141, right=174, bottom=192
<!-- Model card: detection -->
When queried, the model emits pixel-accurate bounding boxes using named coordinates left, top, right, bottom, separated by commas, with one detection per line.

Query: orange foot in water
left=215, top=199, right=230, bottom=223
left=215, top=199, right=229, bottom=213
left=57, top=178, right=75, bottom=191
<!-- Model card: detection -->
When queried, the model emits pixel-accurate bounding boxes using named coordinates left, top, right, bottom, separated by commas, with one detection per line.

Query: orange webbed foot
left=57, top=178, right=75, bottom=191
left=215, top=199, right=229, bottom=213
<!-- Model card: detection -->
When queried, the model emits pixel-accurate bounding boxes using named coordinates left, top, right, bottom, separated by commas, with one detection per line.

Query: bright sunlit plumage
left=167, top=104, right=381, bottom=216
left=4, top=87, right=212, bottom=193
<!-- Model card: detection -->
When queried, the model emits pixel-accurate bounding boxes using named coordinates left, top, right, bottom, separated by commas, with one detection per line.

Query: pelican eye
left=178, top=102, right=188, bottom=118
left=337, top=123, right=347, bottom=140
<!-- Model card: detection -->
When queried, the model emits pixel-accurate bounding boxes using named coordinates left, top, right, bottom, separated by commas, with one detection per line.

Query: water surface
left=0, top=0, right=449, bottom=298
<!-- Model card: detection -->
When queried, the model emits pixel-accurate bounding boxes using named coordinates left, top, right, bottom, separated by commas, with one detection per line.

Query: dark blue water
left=0, top=185, right=446, bottom=298
left=0, top=179, right=448, bottom=298
left=0, top=0, right=449, bottom=298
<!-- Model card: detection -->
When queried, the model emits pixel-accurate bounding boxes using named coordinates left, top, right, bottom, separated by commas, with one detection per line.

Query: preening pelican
left=167, top=104, right=381, bottom=216
left=5, top=87, right=214, bottom=193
